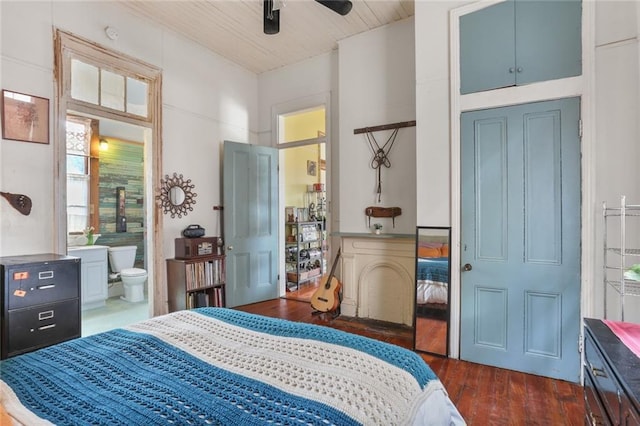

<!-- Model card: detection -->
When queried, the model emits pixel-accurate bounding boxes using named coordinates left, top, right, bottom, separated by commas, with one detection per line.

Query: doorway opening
left=54, top=30, right=163, bottom=333
left=277, top=106, right=327, bottom=302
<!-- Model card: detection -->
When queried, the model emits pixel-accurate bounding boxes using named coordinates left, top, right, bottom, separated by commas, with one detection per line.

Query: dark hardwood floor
left=235, top=298, right=585, bottom=425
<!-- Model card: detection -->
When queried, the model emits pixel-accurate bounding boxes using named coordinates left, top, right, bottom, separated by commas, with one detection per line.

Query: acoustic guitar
left=310, top=248, right=342, bottom=314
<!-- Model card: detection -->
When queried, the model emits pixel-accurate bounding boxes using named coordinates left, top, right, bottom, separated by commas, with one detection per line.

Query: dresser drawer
left=622, top=397, right=640, bottom=426
left=585, top=331, right=622, bottom=425
left=6, top=260, right=79, bottom=309
left=5, top=299, right=80, bottom=357
left=584, top=366, right=610, bottom=426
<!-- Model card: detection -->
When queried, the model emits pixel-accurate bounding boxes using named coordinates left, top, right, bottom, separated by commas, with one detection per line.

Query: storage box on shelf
left=305, top=188, right=326, bottom=222
left=166, top=254, right=225, bottom=312
left=602, top=195, right=640, bottom=321
left=285, top=220, right=325, bottom=291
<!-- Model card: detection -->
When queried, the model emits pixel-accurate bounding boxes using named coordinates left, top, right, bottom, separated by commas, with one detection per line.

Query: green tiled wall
left=98, top=139, right=145, bottom=270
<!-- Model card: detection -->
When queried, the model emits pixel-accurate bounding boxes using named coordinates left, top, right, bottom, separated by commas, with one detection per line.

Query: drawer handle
left=589, top=411, right=603, bottom=426
left=38, top=324, right=56, bottom=331
left=39, top=271, right=54, bottom=280
left=38, top=310, right=54, bottom=320
left=590, top=363, right=607, bottom=378
left=37, top=284, right=56, bottom=290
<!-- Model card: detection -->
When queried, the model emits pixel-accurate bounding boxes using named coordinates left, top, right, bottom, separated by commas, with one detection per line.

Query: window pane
left=67, top=206, right=89, bottom=233
left=67, top=155, right=87, bottom=174
left=66, top=120, right=90, bottom=156
left=127, top=77, right=148, bottom=117
left=101, top=70, right=125, bottom=111
left=71, top=59, right=99, bottom=104
left=67, top=174, right=89, bottom=205
left=66, top=174, right=89, bottom=232
left=282, top=108, right=326, bottom=144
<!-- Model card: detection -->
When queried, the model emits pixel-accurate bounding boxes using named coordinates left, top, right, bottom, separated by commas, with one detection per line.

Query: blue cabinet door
left=460, top=0, right=582, bottom=95
left=515, top=0, right=582, bottom=86
left=460, top=0, right=515, bottom=94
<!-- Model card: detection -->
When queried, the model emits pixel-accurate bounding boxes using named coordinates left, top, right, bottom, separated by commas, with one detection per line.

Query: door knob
left=508, top=67, right=515, bottom=73
left=227, top=246, right=233, bottom=251
left=462, top=263, right=473, bottom=272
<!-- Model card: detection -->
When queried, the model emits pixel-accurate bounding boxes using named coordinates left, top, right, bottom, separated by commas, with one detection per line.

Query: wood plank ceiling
left=114, top=0, right=415, bottom=74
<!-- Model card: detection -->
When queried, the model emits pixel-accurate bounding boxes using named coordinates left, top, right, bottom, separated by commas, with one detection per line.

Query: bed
left=416, top=255, right=449, bottom=320
left=1, top=307, right=464, bottom=425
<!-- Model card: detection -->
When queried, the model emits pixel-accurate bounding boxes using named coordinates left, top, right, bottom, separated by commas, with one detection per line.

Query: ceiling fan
left=263, top=0, right=353, bottom=35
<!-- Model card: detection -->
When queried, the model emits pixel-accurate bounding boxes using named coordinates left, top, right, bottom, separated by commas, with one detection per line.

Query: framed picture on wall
left=1, top=89, right=49, bottom=144
left=307, top=160, right=317, bottom=176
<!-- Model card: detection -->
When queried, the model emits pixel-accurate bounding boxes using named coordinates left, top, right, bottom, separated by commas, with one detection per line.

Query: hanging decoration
left=365, top=127, right=399, bottom=202
left=356, top=120, right=415, bottom=202
left=156, top=173, right=197, bottom=218
left=1, top=191, right=32, bottom=216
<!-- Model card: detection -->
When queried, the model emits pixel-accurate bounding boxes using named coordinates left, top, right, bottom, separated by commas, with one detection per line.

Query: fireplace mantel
left=338, top=234, right=415, bottom=326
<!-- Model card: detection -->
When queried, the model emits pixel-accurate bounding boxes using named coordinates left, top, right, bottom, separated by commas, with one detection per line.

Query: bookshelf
left=285, top=220, right=325, bottom=291
left=166, top=255, right=225, bottom=312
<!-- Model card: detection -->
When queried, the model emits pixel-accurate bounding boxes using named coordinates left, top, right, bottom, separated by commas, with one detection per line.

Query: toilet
left=107, top=245, right=147, bottom=303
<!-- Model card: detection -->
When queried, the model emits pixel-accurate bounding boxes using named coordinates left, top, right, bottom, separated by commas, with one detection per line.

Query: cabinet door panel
left=515, top=0, right=582, bottom=85
left=82, top=261, right=108, bottom=305
left=460, top=0, right=515, bottom=94
left=460, top=0, right=582, bottom=95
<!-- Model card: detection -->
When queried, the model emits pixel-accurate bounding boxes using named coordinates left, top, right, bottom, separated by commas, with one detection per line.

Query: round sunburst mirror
left=157, top=172, right=197, bottom=218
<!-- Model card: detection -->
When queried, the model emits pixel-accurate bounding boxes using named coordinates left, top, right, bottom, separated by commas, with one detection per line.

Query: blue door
left=460, top=98, right=581, bottom=382
left=223, top=141, right=279, bottom=307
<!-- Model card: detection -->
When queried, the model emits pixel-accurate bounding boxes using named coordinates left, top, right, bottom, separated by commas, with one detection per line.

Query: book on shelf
left=184, top=258, right=225, bottom=291
left=186, top=288, right=224, bottom=309
left=213, top=286, right=225, bottom=307
left=195, top=292, right=209, bottom=308
left=188, top=291, right=210, bottom=308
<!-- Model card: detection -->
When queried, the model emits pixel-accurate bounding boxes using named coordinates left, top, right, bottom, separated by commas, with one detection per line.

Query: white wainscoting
left=340, top=235, right=415, bottom=326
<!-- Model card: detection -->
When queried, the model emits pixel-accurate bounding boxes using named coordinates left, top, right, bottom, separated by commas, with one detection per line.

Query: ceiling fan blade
left=315, top=0, right=353, bottom=16
left=263, top=0, right=280, bottom=35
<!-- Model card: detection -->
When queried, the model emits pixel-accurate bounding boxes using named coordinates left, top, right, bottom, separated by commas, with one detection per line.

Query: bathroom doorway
left=54, top=30, right=163, bottom=333
left=65, top=113, right=151, bottom=334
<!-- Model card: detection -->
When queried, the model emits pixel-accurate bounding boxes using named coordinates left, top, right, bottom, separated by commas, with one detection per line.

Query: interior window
left=65, top=118, right=91, bottom=233
left=70, top=58, right=149, bottom=118
left=280, top=107, right=325, bottom=144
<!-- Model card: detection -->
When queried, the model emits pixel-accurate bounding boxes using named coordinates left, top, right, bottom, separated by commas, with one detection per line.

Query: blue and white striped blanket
left=1, top=308, right=464, bottom=425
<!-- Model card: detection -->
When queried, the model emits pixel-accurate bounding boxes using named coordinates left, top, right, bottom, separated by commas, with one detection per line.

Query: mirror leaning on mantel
left=414, top=226, right=451, bottom=357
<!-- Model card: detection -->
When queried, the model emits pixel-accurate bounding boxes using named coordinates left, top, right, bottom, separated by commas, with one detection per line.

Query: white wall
left=338, top=18, right=416, bottom=235
left=0, top=1, right=259, bottom=258
left=258, top=52, right=334, bottom=147
left=259, top=18, right=416, bottom=237
left=415, top=1, right=467, bottom=226
left=593, top=0, right=640, bottom=322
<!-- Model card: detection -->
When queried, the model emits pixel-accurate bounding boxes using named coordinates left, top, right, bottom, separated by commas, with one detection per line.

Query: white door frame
left=271, top=92, right=331, bottom=296
left=448, top=0, right=597, bottom=360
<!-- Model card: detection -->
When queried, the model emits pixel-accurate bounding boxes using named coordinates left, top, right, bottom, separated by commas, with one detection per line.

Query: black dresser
left=584, top=318, right=640, bottom=425
left=0, top=253, right=81, bottom=359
